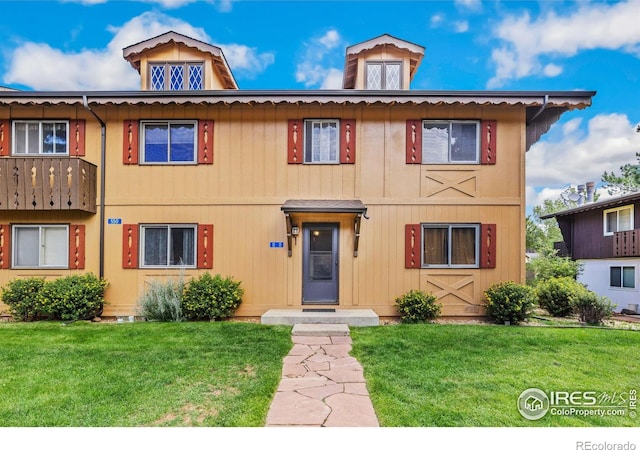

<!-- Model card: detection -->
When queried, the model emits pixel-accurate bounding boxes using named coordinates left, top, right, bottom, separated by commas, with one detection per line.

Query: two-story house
left=0, top=32, right=595, bottom=320
left=541, top=192, right=640, bottom=313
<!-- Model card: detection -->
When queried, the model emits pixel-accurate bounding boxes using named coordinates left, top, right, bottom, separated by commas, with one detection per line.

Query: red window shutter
left=480, top=224, right=497, bottom=268
left=197, top=224, right=214, bottom=269
left=68, top=224, right=85, bottom=270
left=198, top=120, right=214, bottom=164
left=123, top=120, right=139, bottom=165
left=122, top=224, right=139, bottom=269
left=406, top=120, right=422, bottom=164
left=287, top=119, right=304, bottom=164
left=0, top=224, right=10, bottom=269
left=69, top=120, right=86, bottom=157
left=340, top=119, right=356, bottom=164
left=405, top=224, right=421, bottom=269
left=0, top=119, right=10, bottom=157
left=480, top=120, right=497, bottom=165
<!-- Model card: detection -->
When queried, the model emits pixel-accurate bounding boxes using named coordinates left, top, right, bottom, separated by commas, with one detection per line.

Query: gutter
left=82, top=95, right=106, bottom=281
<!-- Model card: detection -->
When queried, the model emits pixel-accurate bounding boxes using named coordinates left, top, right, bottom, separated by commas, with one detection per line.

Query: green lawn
left=351, top=324, right=640, bottom=427
left=0, top=321, right=292, bottom=427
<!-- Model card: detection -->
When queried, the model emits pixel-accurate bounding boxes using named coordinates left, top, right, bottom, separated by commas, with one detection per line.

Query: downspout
left=527, top=94, right=549, bottom=125
left=82, top=95, right=106, bottom=281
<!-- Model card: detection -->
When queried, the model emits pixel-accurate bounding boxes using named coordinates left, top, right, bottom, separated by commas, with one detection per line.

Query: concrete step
left=261, top=309, right=379, bottom=327
left=292, top=323, right=350, bottom=336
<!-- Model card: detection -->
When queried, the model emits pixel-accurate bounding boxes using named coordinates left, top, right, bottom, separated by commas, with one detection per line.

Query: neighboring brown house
left=0, top=32, right=595, bottom=319
left=542, top=192, right=640, bottom=313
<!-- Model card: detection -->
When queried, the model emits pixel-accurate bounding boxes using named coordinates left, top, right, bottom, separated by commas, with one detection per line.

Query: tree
left=601, top=152, right=640, bottom=196
left=526, top=198, right=566, bottom=253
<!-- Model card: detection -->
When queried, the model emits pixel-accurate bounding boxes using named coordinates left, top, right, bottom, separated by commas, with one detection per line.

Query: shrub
left=137, top=276, right=185, bottom=322
left=572, top=291, right=616, bottom=325
left=395, top=290, right=441, bottom=323
left=39, top=273, right=107, bottom=321
left=182, top=273, right=243, bottom=321
left=527, top=251, right=583, bottom=285
left=536, top=277, right=586, bottom=317
left=1, top=277, right=46, bottom=321
left=484, top=281, right=535, bottom=325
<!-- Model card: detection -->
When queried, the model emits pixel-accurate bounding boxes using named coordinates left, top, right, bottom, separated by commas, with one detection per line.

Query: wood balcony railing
left=613, top=229, right=640, bottom=257
left=0, top=157, right=97, bottom=213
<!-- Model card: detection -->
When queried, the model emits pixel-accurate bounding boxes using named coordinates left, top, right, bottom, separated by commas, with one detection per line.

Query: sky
left=1, top=0, right=640, bottom=216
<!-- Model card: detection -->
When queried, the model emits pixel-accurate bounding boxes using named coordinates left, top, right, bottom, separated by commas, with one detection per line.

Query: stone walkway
left=265, top=324, right=379, bottom=427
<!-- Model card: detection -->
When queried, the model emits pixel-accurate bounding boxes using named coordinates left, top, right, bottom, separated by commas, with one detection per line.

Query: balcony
left=0, top=157, right=97, bottom=213
left=613, top=229, right=640, bottom=257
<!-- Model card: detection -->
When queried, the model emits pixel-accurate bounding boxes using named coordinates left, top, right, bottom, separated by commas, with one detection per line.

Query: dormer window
left=149, top=62, right=204, bottom=91
left=365, top=61, right=401, bottom=90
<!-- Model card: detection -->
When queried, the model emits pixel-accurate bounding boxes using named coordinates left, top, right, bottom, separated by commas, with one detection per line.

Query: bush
left=527, top=251, right=582, bottom=285
left=484, top=281, right=535, bottom=325
left=395, top=290, right=441, bottom=323
left=137, top=276, right=185, bottom=322
left=182, top=273, right=243, bottom=321
left=536, top=277, right=586, bottom=317
left=39, top=273, right=107, bottom=321
left=1, top=277, right=46, bottom=321
left=572, top=291, right=616, bottom=325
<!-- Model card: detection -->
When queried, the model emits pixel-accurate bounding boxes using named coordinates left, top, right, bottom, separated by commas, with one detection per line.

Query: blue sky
left=2, top=0, right=640, bottom=215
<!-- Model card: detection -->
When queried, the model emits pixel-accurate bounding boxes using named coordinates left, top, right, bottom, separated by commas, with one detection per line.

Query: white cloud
left=430, top=14, right=445, bottom=27
left=542, top=63, right=563, bottom=77
left=63, top=0, right=234, bottom=11
left=3, top=11, right=272, bottom=90
left=526, top=113, right=640, bottom=210
left=455, top=0, right=482, bottom=11
left=295, top=29, right=344, bottom=89
left=489, top=0, right=640, bottom=87
left=454, top=21, right=469, bottom=33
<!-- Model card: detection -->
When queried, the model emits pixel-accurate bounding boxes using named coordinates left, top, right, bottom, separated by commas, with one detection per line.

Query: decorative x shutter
left=122, top=223, right=139, bottom=269
left=197, top=224, right=214, bottom=269
left=405, top=224, right=421, bottom=269
left=340, top=119, right=356, bottom=164
left=198, top=120, right=214, bottom=164
left=480, top=120, right=497, bottom=165
left=287, top=119, right=304, bottom=164
left=0, top=224, right=10, bottom=269
left=406, top=120, right=422, bottom=164
left=68, top=224, right=85, bottom=269
left=0, top=120, right=10, bottom=157
left=69, top=120, right=86, bottom=157
left=480, top=223, right=497, bottom=268
left=122, top=120, right=139, bottom=165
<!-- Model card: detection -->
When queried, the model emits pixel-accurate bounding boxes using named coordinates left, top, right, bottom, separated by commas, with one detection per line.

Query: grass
left=0, top=321, right=291, bottom=427
left=351, top=324, right=640, bottom=427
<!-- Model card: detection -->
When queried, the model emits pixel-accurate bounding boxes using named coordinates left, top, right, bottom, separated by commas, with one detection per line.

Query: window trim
left=609, top=265, right=636, bottom=290
left=303, top=119, right=341, bottom=164
left=11, top=120, right=70, bottom=156
left=11, top=224, right=69, bottom=269
left=148, top=62, right=205, bottom=91
left=139, top=224, right=197, bottom=269
left=139, top=120, right=198, bottom=165
left=421, top=223, right=480, bottom=268
left=365, top=60, right=403, bottom=90
left=422, top=120, right=480, bottom=164
left=603, top=205, right=634, bottom=236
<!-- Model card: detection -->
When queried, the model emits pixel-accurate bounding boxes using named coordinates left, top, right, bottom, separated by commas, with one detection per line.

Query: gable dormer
left=342, top=34, right=424, bottom=90
left=123, top=31, right=238, bottom=91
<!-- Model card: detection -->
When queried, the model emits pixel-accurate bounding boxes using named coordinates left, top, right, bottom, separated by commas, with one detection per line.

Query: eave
left=541, top=192, right=640, bottom=220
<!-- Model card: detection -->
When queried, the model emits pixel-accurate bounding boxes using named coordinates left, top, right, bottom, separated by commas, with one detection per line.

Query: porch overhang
left=281, top=199, right=368, bottom=257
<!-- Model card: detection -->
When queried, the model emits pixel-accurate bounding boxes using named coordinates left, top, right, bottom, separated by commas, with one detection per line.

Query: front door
left=302, top=223, right=339, bottom=304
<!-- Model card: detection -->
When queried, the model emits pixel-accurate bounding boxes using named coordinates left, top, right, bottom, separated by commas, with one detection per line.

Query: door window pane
left=309, top=229, right=333, bottom=280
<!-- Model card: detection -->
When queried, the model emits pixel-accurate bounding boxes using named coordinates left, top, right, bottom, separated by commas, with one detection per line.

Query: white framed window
left=366, top=61, right=402, bottom=90
left=12, top=121, right=69, bottom=155
left=304, top=119, right=339, bottom=164
left=140, top=121, right=197, bottom=164
left=603, top=205, right=634, bottom=236
left=12, top=225, right=68, bottom=268
left=422, top=120, right=480, bottom=164
left=140, top=225, right=196, bottom=268
left=422, top=224, right=479, bottom=268
left=149, top=62, right=204, bottom=91
left=610, top=265, right=636, bottom=289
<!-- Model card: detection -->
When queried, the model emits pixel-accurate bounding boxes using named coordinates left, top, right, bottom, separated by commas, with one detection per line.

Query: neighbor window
left=366, top=61, right=401, bottom=90
left=422, top=120, right=480, bottom=164
left=422, top=224, right=479, bottom=267
left=610, top=266, right=636, bottom=289
left=140, top=121, right=196, bottom=163
left=149, top=62, right=204, bottom=91
left=603, top=205, right=634, bottom=236
left=304, top=119, right=339, bottom=163
left=12, top=225, right=68, bottom=268
left=12, top=121, right=68, bottom=155
left=140, top=225, right=196, bottom=267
